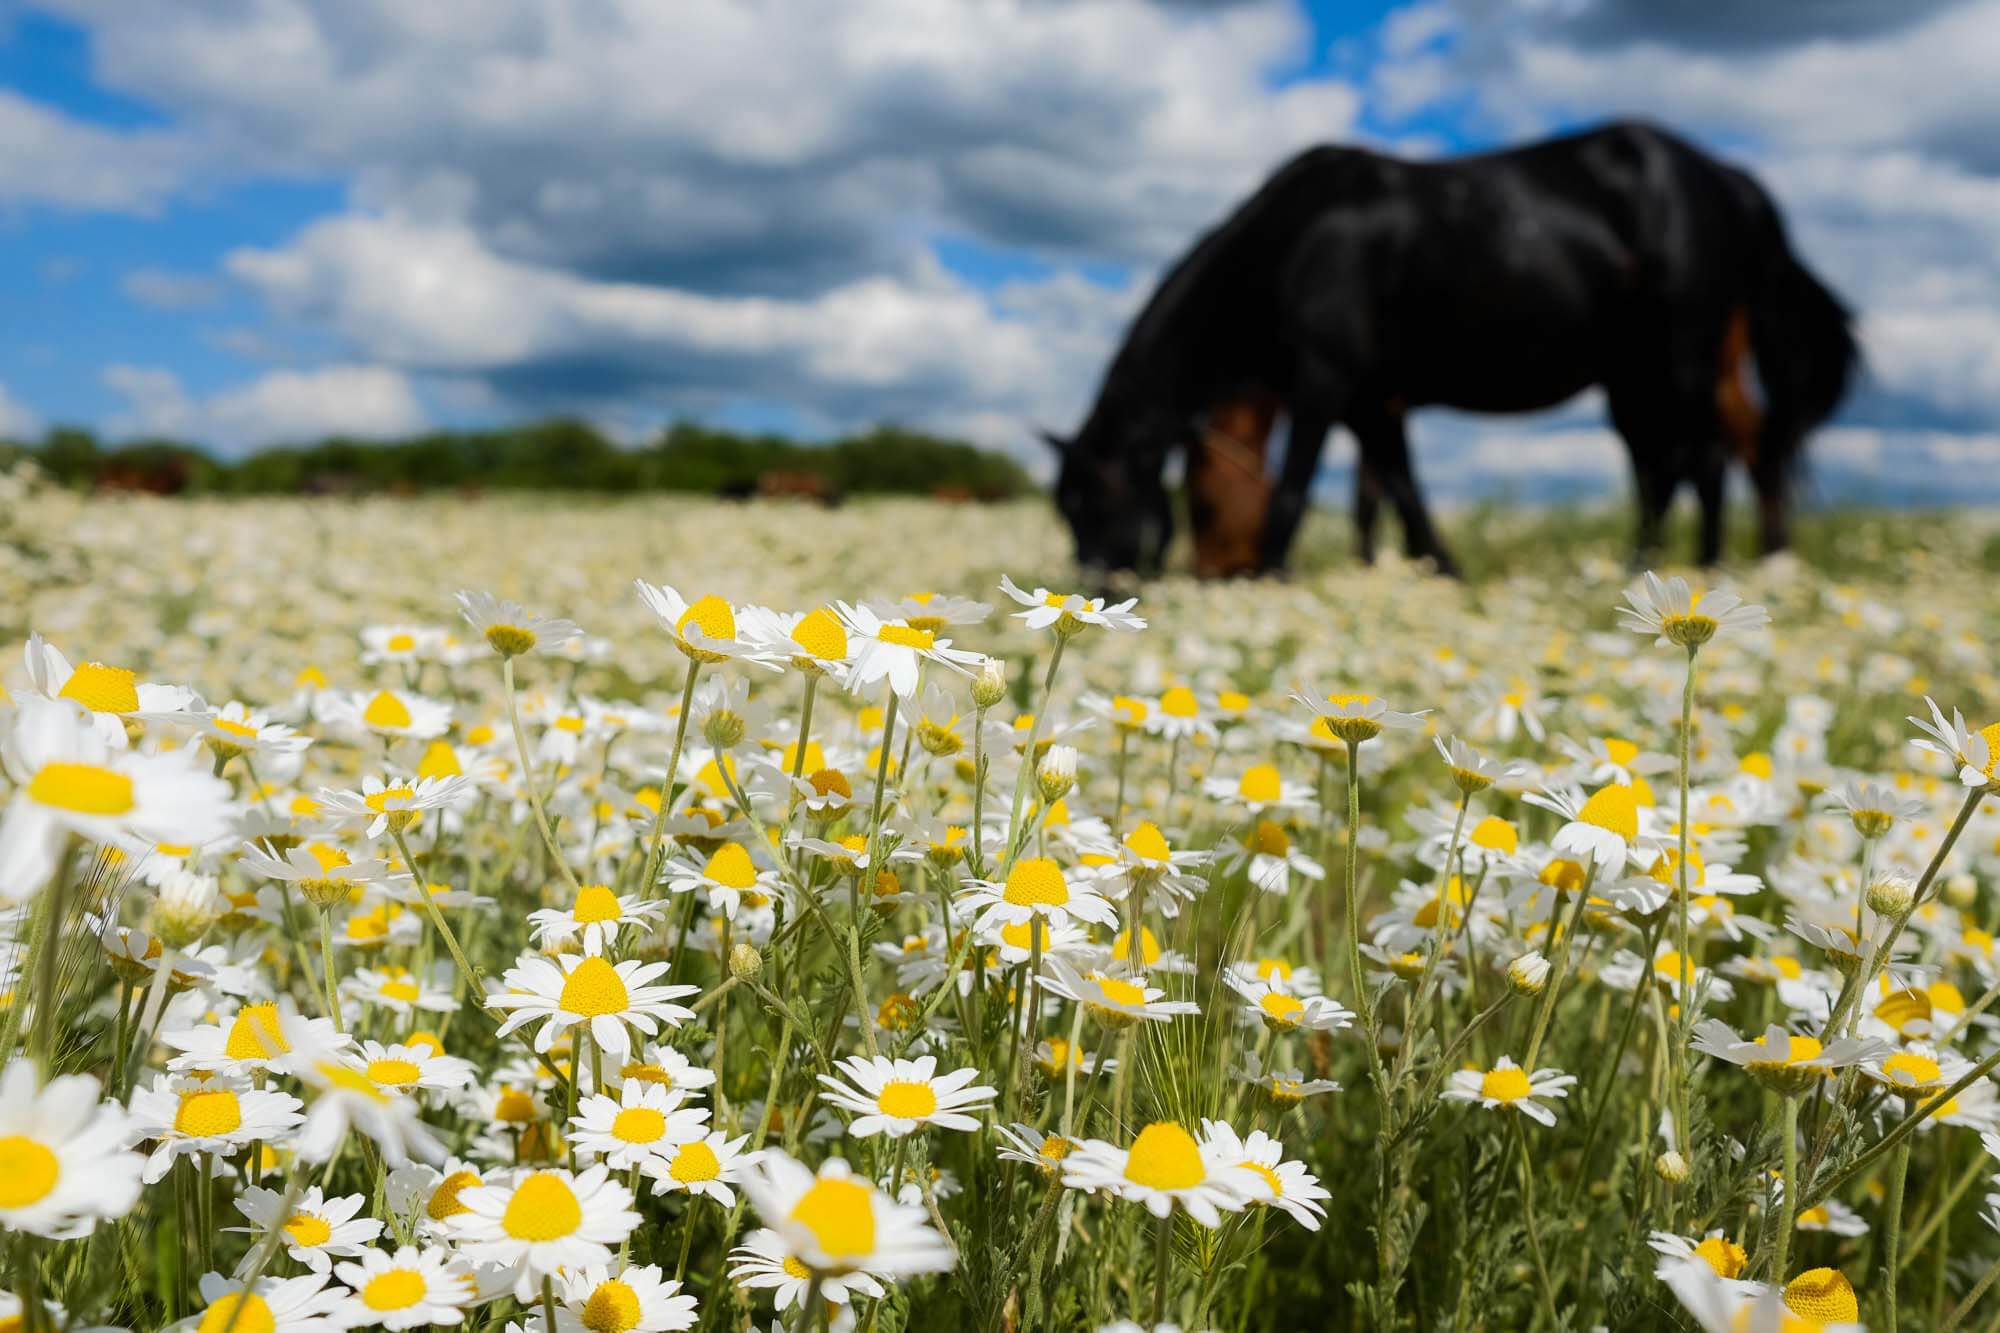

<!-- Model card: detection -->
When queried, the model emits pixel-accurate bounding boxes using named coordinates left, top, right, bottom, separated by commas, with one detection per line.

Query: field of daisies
left=3, top=467, right=2000, bottom=1333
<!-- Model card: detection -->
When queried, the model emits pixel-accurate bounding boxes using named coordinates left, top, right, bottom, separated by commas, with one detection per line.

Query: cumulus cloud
left=0, top=88, right=195, bottom=212
left=122, top=267, right=226, bottom=310
left=103, top=364, right=429, bottom=455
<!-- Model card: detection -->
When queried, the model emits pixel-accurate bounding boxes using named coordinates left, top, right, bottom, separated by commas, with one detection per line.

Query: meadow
left=3, top=466, right=1999, bottom=1332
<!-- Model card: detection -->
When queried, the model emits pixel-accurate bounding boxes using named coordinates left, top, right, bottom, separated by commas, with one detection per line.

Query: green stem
left=503, top=654, right=584, bottom=897
left=1523, top=862, right=1598, bottom=1070
left=1149, top=1204, right=1176, bottom=1326
left=1772, top=1094, right=1800, bottom=1283
left=1513, top=1115, right=1560, bottom=1328
left=318, top=909, right=342, bottom=1034
left=639, top=663, right=703, bottom=894
left=1001, top=637, right=1066, bottom=875
left=1884, top=1134, right=1911, bottom=1333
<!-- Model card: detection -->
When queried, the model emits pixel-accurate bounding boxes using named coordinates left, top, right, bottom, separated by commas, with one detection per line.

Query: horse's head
left=1045, top=408, right=1182, bottom=581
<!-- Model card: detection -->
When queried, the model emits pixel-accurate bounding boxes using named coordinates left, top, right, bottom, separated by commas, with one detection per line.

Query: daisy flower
left=345, top=965, right=461, bottom=1018
left=360, top=625, right=444, bottom=666
left=0, top=1059, right=145, bottom=1238
left=633, top=581, right=781, bottom=668
left=161, top=998, right=349, bottom=1077
left=1522, top=782, right=1650, bottom=869
left=1617, top=571, right=1768, bottom=649
left=169, top=1272, right=344, bottom=1333
left=1691, top=1021, right=1885, bottom=1095
left=487, top=953, right=700, bottom=1059
left=21, top=632, right=202, bottom=744
left=837, top=602, right=986, bottom=701
left=998, top=575, right=1145, bottom=636
left=816, top=1055, right=997, bottom=1138
left=239, top=843, right=402, bottom=910
left=294, top=1057, right=447, bottom=1169
left=324, top=688, right=453, bottom=742
left=1224, top=973, right=1353, bottom=1034
left=454, top=589, right=583, bottom=660
left=1198, top=1121, right=1331, bottom=1230
left=1146, top=685, right=1217, bottom=743
left=868, top=591, right=992, bottom=632
left=569, top=1081, right=709, bottom=1171
left=1287, top=686, right=1428, bottom=745
left=741, top=1152, right=954, bottom=1277
left=1060, top=1121, right=1263, bottom=1226
left=450, top=1165, right=642, bottom=1300
left=644, top=1129, right=756, bottom=1206
left=1647, top=1229, right=1748, bottom=1280
left=230, top=1186, right=383, bottom=1276
left=1909, top=695, right=2000, bottom=793
left=351, top=1039, right=478, bottom=1097
left=727, top=1228, right=884, bottom=1313
left=1440, top=1056, right=1577, bottom=1127
left=328, top=1244, right=474, bottom=1330
left=317, top=774, right=472, bottom=840
left=662, top=840, right=778, bottom=920
left=960, top=857, right=1119, bottom=935
left=128, top=1071, right=304, bottom=1183
left=1434, top=735, right=1530, bottom=795
left=994, top=1122, right=1080, bottom=1177
left=738, top=605, right=855, bottom=680
left=1234, top=1053, right=1341, bottom=1109
left=0, top=697, right=233, bottom=902
left=1037, top=956, right=1199, bottom=1027
left=1824, top=780, right=1926, bottom=839
left=528, top=882, right=665, bottom=955
left=608, top=1041, right=719, bottom=1097
left=193, top=699, right=312, bottom=760
left=385, top=1158, right=487, bottom=1243
left=1215, top=818, right=1323, bottom=896
left=1200, top=762, right=1314, bottom=811
left=550, top=1262, right=698, bottom=1333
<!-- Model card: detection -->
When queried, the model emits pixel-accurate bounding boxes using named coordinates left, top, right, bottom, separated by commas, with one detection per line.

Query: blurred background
left=2, top=0, right=1995, bottom=507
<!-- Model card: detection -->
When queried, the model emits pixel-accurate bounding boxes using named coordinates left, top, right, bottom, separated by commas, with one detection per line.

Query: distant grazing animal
left=1048, top=121, right=1858, bottom=579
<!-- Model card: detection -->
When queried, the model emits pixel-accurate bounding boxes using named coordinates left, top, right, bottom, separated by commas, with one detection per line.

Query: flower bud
left=702, top=708, right=746, bottom=752
left=1866, top=873, right=1915, bottom=919
left=1942, top=872, right=1978, bottom=910
left=1507, top=951, right=1550, bottom=997
left=971, top=657, right=1008, bottom=709
left=728, top=942, right=764, bottom=984
left=1654, top=1150, right=1690, bottom=1184
left=148, top=871, right=221, bottom=950
left=1037, top=744, right=1077, bottom=804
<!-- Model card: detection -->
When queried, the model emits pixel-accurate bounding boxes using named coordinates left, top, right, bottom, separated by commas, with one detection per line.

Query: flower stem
left=318, top=908, right=342, bottom=1034
left=1002, top=637, right=1066, bottom=875
left=1523, top=862, right=1597, bottom=1070
left=1884, top=1133, right=1912, bottom=1333
left=639, top=663, right=703, bottom=894
left=1512, top=1115, right=1560, bottom=1327
left=1149, top=1204, right=1176, bottom=1326
left=502, top=654, right=583, bottom=897
left=1772, top=1094, right=1800, bottom=1283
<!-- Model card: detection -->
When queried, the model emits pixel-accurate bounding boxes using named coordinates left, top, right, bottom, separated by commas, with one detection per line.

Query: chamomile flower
left=528, top=883, right=665, bottom=955
left=351, top=1040, right=477, bottom=1097
left=1036, top=955, right=1199, bottom=1027
left=816, top=1055, right=997, bottom=1138
left=328, top=1245, right=474, bottom=1329
left=487, top=954, right=700, bottom=1058
left=1523, top=782, right=1650, bottom=869
left=1825, top=780, right=1926, bottom=838
left=998, top=575, right=1145, bottom=636
left=193, top=700, right=312, bottom=760
left=1433, top=735, right=1530, bottom=795
left=549, top=1262, right=698, bottom=1333
left=1215, top=818, right=1323, bottom=894
left=385, top=1158, right=488, bottom=1243
left=128, top=1072, right=304, bottom=1183
left=738, top=605, right=855, bottom=680
left=453, top=590, right=583, bottom=660
left=230, top=1186, right=383, bottom=1276
left=837, top=603, right=986, bottom=700
left=169, top=1272, right=344, bottom=1333
left=633, top=582, right=781, bottom=668
left=644, top=1130, right=756, bottom=1206
left=317, top=775, right=471, bottom=840
left=1691, top=1021, right=1885, bottom=1095
left=1909, top=695, right=2000, bottom=793
left=1197, top=1121, right=1330, bottom=1230
left=0, top=1059, right=145, bottom=1238
left=1060, top=1121, right=1262, bottom=1226
left=449, top=1165, right=642, bottom=1300
left=345, top=965, right=461, bottom=1018
left=294, top=1057, right=448, bottom=1168
left=740, top=1152, right=955, bottom=1277
left=1617, top=572, right=1769, bottom=649
left=960, top=856, right=1118, bottom=934
left=1647, top=1229, right=1749, bottom=1280
left=161, top=998, right=349, bottom=1076
left=1224, top=974, right=1353, bottom=1034
left=662, top=841, right=778, bottom=920
left=325, top=688, right=453, bottom=742
left=993, top=1122, right=1080, bottom=1177
left=1441, top=1057, right=1576, bottom=1127
left=727, top=1228, right=884, bottom=1313
left=568, top=1081, right=709, bottom=1171
left=607, top=1042, right=719, bottom=1097
left=1200, top=762, right=1314, bottom=810
left=21, top=632, right=202, bottom=744
left=1287, top=686, right=1429, bottom=745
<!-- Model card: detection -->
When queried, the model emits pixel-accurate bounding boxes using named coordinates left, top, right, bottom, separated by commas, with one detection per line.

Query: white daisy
left=740, top=1152, right=955, bottom=1277
left=487, top=954, right=700, bottom=1059
left=128, top=1072, right=304, bottom=1183
left=528, top=883, right=666, bottom=955
left=1197, top=1121, right=1331, bottom=1230
left=161, top=998, right=350, bottom=1077
left=1060, top=1120, right=1263, bottom=1226
left=959, top=856, right=1119, bottom=934
left=449, top=1165, right=642, bottom=1300
left=837, top=602, right=986, bottom=701
left=643, top=1130, right=755, bottom=1206
left=294, top=1057, right=448, bottom=1169
left=453, top=590, right=583, bottom=660
left=317, top=775, right=472, bottom=840
left=168, top=1271, right=344, bottom=1332
left=998, top=575, right=1146, bottom=636
left=329, top=1244, right=475, bottom=1330
left=633, top=582, right=782, bottom=668
left=230, top=1186, right=383, bottom=1276
left=1440, top=1057, right=1577, bottom=1127
left=1224, top=974, right=1353, bottom=1034
left=1616, top=571, right=1768, bottom=648
left=21, top=632, right=202, bottom=744
left=1036, top=955, right=1199, bottom=1027
left=0, top=1058, right=145, bottom=1238
left=323, top=688, right=453, bottom=742
left=816, top=1055, right=997, bottom=1138
left=568, top=1081, right=709, bottom=1171
left=727, top=1227, right=883, bottom=1313
left=549, top=1262, right=697, bottom=1332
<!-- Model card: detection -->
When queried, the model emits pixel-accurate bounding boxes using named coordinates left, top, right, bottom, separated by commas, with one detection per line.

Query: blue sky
left=4, top=0, right=1999, bottom=502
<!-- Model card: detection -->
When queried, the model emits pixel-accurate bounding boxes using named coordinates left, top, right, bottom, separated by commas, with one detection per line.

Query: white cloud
left=122, top=267, right=225, bottom=310
left=0, top=89, right=194, bottom=212
left=0, top=382, right=39, bottom=440
left=103, top=364, right=428, bottom=455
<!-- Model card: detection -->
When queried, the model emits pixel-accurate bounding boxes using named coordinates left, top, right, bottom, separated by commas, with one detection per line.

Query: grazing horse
left=1048, top=121, right=1858, bottom=579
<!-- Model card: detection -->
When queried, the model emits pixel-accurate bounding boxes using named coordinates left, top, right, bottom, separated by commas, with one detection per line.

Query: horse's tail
left=1739, top=177, right=1859, bottom=486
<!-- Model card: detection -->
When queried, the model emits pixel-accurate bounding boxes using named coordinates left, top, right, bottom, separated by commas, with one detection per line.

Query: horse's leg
left=1257, top=402, right=1338, bottom=574
left=1353, top=460, right=1382, bottom=564
left=1693, top=443, right=1727, bottom=566
left=1353, top=405, right=1459, bottom=578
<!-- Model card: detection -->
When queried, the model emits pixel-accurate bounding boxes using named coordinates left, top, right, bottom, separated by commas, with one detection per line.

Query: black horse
left=1048, top=121, right=1858, bottom=578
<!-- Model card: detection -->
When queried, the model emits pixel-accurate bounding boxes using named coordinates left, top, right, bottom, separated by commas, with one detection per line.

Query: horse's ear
left=1037, top=428, right=1070, bottom=457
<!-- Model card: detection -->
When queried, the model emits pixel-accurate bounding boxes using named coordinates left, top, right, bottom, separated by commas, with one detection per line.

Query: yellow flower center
left=1124, top=821, right=1171, bottom=862
left=27, top=762, right=135, bottom=816
left=427, top=1170, right=480, bottom=1220
left=787, top=1176, right=877, bottom=1264
left=364, top=784, right=416, bottom=813
left=805, top=765, right=848, bottom=798
left=1122, top=1122, right=1205, bottom=1190
left=501, top=1171, right=583, bottom=1241
left=195, top=1293, right=275, bottom=1333
left=1259, top=993, right=1305, bottom=1024
left=493, top=1089, right=538, bottom=1123
left=1003, top=858, right=1069, bottom=908
left=1577, top=784, right=1639, bottom=838
left=611, top=1107, right=666, bottom=1143
left=315, top=1060, right=390, bottom=1102
left=876, top=1081, right=939, bottom=1118
left=1782, top=1268, right=1858, bottom=1324
left=212, top=717, right=259, bottom=739
left=559, top=956, right=630, bottom=1018
left=1244, top=1161, right=1284, bottom=1197
left=417, top=740, right=461, bottom=779
left=1653, top=951, right=1697, bottom=987
left=999, top=919, right=1051, bottom=953
left=1111, top=695, right=1149, bottom=727
left=1093, top=974, right=1147, bottom=1007
left=677, top=595, right=737, bottom=643
left=1470, top=816, right=1518, bottom=854
left=877, top=623, right=936, bottom=650
left=58, top=662, right=140, bottom=713
left=1255, top=958, right=1293, bottom=981
left=1111, top=926, right=1161, bottom=967
left=1693, top=1234, right=1747, bottom=1279
left=1159, top=686, right=1198, bottom=718
left=380, top=980, right=420, bottom=1003
left=362, top=691, right=413, bottom=730
left=1874, top=988, right=1931, bottom=1032
left=1250, top=820, right=1290, bottom=856
left=367, top=1058, right=423, bottom=1086
left=174, top=1088, right=244, bottom=1137
left=581, top=1278, right=643, bottom=1332
left=1238, top=764, right=1282, bottom=803
left=790, top=608, right=848, bottom=661
left=0, top=1136, right=60, bottom=1208
left=1479, top=1066, right=1533, bottom=1103
left=669, top=1140, right=722, bottom=1183
left=1749, top=1033, right=1823, bottom=1068
left=1881, top=1051, right=1942, bottom=1086
left=361, top=1269, right=426, bottom=1312
left=702, top=843, right=758, bottom=890
left=282, top=1211, right=331, bottom=1246
left=224, top=1003, right=290, bottom=1061
left=572, top=884, right=623, bottom=924
left=781, top=1255, right=812, bottom=1280
left=622, top=1061, right=671, bottom=1088
left=1603, top=737, right=1639, bottom=767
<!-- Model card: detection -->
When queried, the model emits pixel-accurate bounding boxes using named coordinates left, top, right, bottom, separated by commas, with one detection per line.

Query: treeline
left=0, top=418, right=1034, bottom=500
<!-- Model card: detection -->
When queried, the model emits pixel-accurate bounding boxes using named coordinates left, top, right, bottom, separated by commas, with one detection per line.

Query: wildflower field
left=4, top=473, right=2000, bottom=1333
